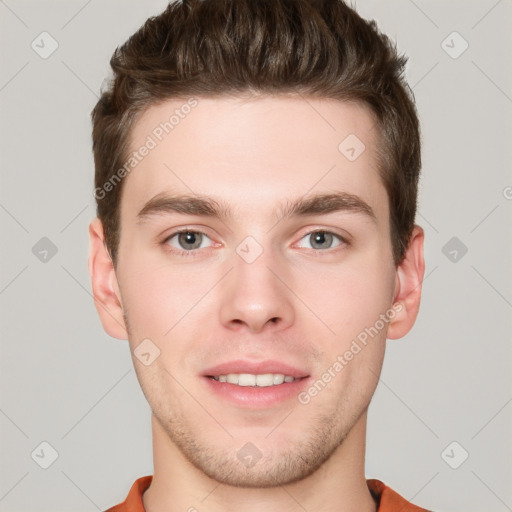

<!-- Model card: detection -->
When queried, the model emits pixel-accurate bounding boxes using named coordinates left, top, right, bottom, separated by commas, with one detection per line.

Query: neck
left=143, top=411, right=377, bottom=512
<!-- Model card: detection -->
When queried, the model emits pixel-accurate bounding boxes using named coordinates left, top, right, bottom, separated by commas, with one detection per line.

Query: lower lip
left=203, top=376, right=311, bottom=409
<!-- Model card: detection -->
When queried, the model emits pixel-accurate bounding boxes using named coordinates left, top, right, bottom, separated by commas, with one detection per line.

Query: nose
left=218, top=244, right=295, bottom=334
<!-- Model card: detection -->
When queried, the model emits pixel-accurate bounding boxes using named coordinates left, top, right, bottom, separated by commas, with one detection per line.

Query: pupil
left=312, top=231, right=330, bottom=249
left=180, top=231, right=199, bottom=249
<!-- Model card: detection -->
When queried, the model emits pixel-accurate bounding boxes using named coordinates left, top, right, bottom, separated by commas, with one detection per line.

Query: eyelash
left=161, top=228, right=349, bottom=258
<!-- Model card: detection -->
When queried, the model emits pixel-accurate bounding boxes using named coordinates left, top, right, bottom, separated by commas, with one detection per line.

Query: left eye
left=296, top=230, right=345, bottom=250
left=164, top=230, right=213, bottom=251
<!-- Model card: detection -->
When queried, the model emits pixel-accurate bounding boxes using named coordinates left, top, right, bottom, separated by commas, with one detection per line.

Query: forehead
left=120, top=95, right=387, bottom=226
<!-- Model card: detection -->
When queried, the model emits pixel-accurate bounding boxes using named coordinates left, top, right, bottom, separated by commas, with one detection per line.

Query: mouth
left=207, top=373, right=306, bottom=387
left=202, top=360, right=311, bottom=408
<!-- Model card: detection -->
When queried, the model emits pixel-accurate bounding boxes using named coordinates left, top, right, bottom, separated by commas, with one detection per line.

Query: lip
left=202, top=359, right=310, bottom=379
left=201, top=359, right=311, bottom=409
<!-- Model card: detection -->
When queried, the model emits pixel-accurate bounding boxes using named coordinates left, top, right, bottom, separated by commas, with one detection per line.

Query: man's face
left=107, top=95, right=401, bottom=486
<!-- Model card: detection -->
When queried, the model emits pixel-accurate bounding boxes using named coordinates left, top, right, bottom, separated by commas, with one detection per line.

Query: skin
left=88, top=95, right=425, bottom=512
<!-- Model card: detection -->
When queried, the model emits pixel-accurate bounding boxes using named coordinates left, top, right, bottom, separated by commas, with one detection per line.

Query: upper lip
left=203, top=360, right=310, bottom=379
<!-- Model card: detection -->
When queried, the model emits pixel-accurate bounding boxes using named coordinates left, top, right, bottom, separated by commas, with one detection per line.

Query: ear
left=387, top=225, right=425, bottom=340
left=87, top=217, right=128, bottom=340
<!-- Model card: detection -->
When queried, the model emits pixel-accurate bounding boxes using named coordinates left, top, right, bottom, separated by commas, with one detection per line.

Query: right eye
left=162, top=229, right=215, bottom=255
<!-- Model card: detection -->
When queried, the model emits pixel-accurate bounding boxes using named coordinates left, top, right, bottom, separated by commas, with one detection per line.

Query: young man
left=88, top=0, right=429, bottom=510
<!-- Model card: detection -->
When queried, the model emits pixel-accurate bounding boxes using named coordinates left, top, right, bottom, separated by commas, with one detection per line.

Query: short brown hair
left=91, top=0, right=421, bottom=267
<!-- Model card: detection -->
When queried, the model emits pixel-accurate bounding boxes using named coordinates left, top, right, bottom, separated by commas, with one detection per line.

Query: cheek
left=303, top=257, right=394, bottom=342
left=119, top=256, right=202, bottom=339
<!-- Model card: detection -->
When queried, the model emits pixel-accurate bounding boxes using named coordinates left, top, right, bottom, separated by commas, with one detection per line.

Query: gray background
left=0, top=0, right=511, bottom=510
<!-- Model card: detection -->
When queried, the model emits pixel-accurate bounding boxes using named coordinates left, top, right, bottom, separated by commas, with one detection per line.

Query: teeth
left=226, top=374, right=239, bottom=384
left=256, top=374, right=275, bottom=386
left=238, top=374, right=256, bottom=386
left=212, top=373, right=299, bottom=387
left=273, top=374, right=285, bottom=385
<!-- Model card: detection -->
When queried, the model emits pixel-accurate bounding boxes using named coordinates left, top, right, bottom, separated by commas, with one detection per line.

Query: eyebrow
left=136, top=191, right=376, bottom=225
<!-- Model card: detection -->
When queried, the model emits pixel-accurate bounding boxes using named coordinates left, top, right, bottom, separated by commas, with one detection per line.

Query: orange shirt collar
left=105, top=475, right=431, bottom=512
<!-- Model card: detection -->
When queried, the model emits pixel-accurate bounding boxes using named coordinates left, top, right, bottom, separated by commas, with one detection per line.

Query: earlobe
left=88, top=217, right=128, bottom=340
left=387, top=225, right=425, bottom=340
